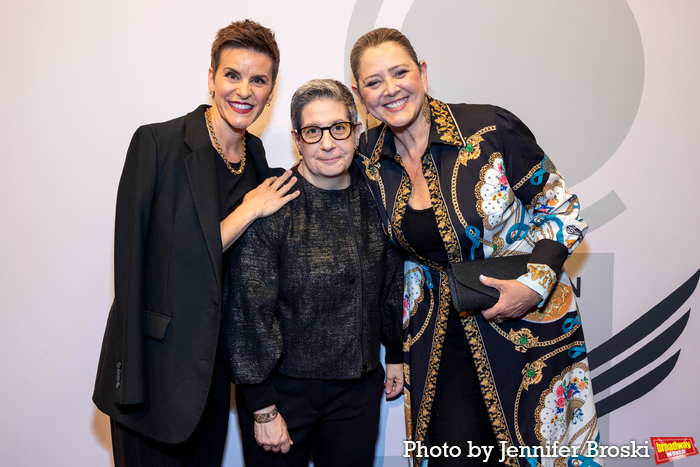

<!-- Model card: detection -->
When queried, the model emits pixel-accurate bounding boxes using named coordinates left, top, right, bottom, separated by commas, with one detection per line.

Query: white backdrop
left=1, top=1, right=698, bottom=466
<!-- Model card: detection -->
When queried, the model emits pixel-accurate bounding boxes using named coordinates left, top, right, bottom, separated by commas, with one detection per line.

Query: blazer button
left=116, top=381, right=121, bottom=389
left=349, top=278, right=356, bottom=284
left=117, top=369, right=122, bottom=375
left=117, top=362, right=122, bottom=369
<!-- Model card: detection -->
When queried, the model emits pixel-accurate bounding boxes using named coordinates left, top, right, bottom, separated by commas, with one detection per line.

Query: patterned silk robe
left=355, top=97, right=603, bottom=467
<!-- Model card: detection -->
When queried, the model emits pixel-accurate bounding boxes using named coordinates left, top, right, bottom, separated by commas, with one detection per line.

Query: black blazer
left=93, top=105, right=275, bottom=443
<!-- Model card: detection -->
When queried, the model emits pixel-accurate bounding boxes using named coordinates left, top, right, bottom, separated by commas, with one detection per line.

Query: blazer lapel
left=183, top=106, right=223, bottom=289
left=245, top=133, right=273, bottom=182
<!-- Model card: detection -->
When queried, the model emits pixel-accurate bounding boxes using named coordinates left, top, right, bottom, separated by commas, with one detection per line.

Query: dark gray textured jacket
left=221, top=166, right=403, bottom=411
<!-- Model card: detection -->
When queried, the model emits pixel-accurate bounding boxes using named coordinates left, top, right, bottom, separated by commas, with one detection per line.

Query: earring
left=209, top=90, right=214, bottom=97
left=266, top=103, right=271, bottom=107
left=423, top=95, right=430, bottom=124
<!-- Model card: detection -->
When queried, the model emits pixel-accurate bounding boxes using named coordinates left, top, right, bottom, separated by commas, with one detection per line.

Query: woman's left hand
left=480, top=276, right=541, bottom=321
left=241, top=170, right=300, bottom=220
left=253, top=407, right=293, bottom=454
left=385, top=363, right=404, bottom=400
left=220, top=170, right=300, bottom=251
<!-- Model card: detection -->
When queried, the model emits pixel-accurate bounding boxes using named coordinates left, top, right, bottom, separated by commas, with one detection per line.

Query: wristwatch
left=253, top=406, right=279, bottom=424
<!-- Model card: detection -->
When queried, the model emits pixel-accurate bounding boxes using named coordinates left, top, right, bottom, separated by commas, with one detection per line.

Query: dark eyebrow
left=302, top=119, right=347, bottom=128
left=221, top=67, right=269, bottom=82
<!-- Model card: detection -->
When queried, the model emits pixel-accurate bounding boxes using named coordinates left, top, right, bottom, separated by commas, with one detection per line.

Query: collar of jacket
left=362, top=95, right=466, bottom=168
left=180, top=105, right=274, bottom=291
left=183, top=105, right=272, bottom=183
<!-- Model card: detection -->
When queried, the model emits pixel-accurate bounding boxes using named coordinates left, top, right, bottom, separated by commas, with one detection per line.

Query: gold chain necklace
left=205, top=107, right=246, bottom=175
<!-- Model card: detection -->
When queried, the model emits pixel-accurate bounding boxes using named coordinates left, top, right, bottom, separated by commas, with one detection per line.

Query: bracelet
left=253, top=407, right=278, bottom=424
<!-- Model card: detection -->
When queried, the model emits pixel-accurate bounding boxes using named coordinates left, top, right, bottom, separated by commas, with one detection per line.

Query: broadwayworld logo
left=650, top=437, right=698, bottom=465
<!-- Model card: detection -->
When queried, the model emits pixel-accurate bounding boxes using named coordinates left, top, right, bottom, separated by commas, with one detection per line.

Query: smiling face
left=353, top=41, right=428, bottom=134
left=208, top=47, right=274, bottom=133
left=292, top=98, right=361, bottom=190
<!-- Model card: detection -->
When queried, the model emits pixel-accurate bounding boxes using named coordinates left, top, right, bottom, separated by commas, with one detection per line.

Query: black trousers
left=427, top=313, right=502, bottom=466
left=110, top=353, right=230, bottom=467
left=236, top=366, right=385, bottom=467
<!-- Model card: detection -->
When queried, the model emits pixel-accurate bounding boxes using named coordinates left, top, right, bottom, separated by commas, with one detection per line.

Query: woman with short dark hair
left=221, top=78, right=404, bottom=467
left=93, top=19, right=299, bottom=466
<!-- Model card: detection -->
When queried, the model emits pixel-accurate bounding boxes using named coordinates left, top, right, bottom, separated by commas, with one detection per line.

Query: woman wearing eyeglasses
left=220, top=79, right=403, bottom=467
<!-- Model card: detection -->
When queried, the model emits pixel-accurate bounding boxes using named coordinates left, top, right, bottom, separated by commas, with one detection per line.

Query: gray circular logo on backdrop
left=346, top=0, right=644, bottom=187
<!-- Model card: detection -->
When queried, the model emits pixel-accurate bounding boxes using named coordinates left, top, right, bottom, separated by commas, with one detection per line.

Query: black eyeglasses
left=297, top=122, right=357, bottom=144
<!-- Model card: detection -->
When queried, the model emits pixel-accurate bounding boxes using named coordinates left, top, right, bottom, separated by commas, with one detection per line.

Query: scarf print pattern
left=356, top=97, right=601, bottom=467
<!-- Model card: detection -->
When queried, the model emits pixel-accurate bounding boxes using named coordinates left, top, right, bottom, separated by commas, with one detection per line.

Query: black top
left=213, top=141, right=258, bottom=270
left=401, top=205, right=449, bottom=268
left=215, top=149, right=257, bottom=221
left=221, top=165, right=404, bottom=412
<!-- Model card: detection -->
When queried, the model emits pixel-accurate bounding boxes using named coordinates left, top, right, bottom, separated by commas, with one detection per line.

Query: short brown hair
left=350, top=28, right=420, bottom=87
left=210, top=20, right=280, bottom=83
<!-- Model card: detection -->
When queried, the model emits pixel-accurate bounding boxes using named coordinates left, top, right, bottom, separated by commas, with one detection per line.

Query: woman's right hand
left=254, top=406, right=293, bottom=453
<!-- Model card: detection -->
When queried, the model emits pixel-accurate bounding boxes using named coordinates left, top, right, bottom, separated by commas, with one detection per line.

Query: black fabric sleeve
left=529, top=238, right=569, bottom=276
left=384, top=343, right=404, bottom=365
left=381, top=243, right=404, bottom=364
left=237, top=378, right=280, bottom=413
left=112, top=125, right=160, bottom=405
left=220, top=210, right=288, bottom=386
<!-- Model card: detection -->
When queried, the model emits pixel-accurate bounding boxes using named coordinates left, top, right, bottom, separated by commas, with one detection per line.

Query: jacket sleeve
left=112, top=126, right=159, bottom=405
left=380, top=243, right=404, bottom=364
left=220, top=211, right=287, bottom=410
left=494, top=107, right=588, bottom=304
